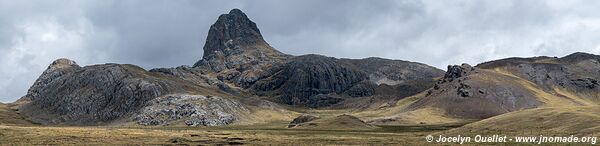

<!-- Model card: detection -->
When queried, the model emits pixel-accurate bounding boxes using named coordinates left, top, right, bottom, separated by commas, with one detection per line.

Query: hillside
left=0, top=103, right=33, bottom=126
left=359, top=53, right=600, bottom=125
left=476, top=52, right=600, bottom=104
left=443, top=106, right=600, bottom=136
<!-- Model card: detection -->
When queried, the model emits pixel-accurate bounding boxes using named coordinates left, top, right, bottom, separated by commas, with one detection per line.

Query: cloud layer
left=2, top=0, right=600, bottom=102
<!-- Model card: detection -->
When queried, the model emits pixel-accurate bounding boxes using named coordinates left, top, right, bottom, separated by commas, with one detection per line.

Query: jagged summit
left=441, top=63, right=474, bottom=83
left=194, top=9, right=288, bottom=72
left=202, top=8, right=265, bottom=58
left=25, top=58, right=80, bottom=101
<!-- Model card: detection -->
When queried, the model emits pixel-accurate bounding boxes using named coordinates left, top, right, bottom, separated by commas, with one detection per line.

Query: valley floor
left=0, top=102, right=456, bottom=145
left=0, top=123, right=440, bottom=145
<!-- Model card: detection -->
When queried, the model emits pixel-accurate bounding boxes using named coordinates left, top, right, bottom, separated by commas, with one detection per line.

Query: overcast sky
left=2, top=0, right=600, bottom=102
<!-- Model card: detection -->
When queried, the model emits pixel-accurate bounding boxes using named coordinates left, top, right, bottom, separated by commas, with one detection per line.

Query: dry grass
left=442, top=106, right=600, bottom=137
left=0, top=124, right=434, bottom=145
left=372, top=107, right=465, bottom=125
left=0, top=103, right=34, bottom=126
left=235, top=105, right=299, bottom=125
left=354, top=92, right=426, bottom=119
left=552, top=87, right=597, bottom=106
left=0, top=99, right=439, bottom=145
left=289, top=115, right=377, bottom=130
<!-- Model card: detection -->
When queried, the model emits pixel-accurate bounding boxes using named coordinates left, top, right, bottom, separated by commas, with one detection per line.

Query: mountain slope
left=0, top=103, right=33, bottom=126
left=406, top=64, right=543, bottom=119
left=20, top=60, right=210, bottom=125
left=477, top=52, right=600, bottom=104
left=19, top=58, right=294, bottom=126
left=443, top=106, right=600, bottom=136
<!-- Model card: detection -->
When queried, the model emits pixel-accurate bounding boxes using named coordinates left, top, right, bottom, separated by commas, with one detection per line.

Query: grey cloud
left=2, top=0, right=600, bottom=102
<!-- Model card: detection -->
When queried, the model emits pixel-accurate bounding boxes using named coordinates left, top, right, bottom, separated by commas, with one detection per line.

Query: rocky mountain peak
left=201, top=9, right=267, bottom=60
left=194, top=9, right=287, bottom=73
left=25, top=58, right=80, bottom=101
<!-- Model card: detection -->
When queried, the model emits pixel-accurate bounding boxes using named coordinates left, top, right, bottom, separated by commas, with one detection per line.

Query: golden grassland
left=0, top=102, right=444, bottom=145
left=443, top=106, right=600, bottom=137
left=0, top=122, right=443, bottom=145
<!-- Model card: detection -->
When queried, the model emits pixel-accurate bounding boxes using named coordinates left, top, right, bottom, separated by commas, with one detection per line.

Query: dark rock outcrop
left=571, top=78, right=598, bottom=89
left=442, top=64, right=475, bottom=83
left=251, top=55, right=368, bottom=107
left=345, top=81, right=378, bottom=97
left=287, top=114, right=320, bottom=128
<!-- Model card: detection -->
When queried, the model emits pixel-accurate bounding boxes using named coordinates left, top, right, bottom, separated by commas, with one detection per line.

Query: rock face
left=245, top=55, right=444, bottom=107
left=441, top=64, right=474, bottom=83
left=250, top=55, right=368, bottom=107
left=135, top=94, right=249, bottom=126
left=25, top=58, right=80, bottom=101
